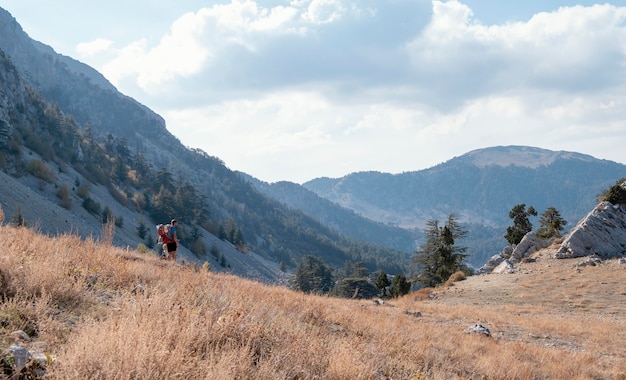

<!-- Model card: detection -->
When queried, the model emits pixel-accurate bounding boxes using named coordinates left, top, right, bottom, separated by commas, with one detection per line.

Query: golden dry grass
left=2, top=225, right=626, bottom=379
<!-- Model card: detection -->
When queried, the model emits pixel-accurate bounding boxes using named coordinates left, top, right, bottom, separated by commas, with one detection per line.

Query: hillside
left=243, top=175, right=418, bottom=252
left=0, top=7, right=409, bottom=279
left=302, top=146, right=626, bottom=267
left=1, top=222, right=625, bottom=379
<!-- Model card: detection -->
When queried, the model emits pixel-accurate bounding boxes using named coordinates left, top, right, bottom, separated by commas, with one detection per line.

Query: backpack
left=157, top=224, right=173, bottom=244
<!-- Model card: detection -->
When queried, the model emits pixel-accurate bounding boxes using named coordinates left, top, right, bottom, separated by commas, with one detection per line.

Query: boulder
left=556, top=202, right=626, bottom=259
left=475, top=247, right=511, bottom=274
left=509, top=232, right=553, bottom=264
left=464, top=323, right=491, bottom=336
left=492, top=259, right=515, bottom=274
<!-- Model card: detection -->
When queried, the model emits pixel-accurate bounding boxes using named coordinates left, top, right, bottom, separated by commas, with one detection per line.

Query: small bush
left=76, top=184, right=90, bottom=199
left=82, top=198, right=101, bottom=215
left=26, top=160, right=55, bottom=183
left=413, top=287, right=433, bottom=301
left=56, top=184, right=72, bottom=209
left=444, top=270, right=466, bottom=287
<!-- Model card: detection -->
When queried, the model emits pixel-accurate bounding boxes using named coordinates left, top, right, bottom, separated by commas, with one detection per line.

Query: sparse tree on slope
left=505, top=204, right=537, bottom=245
left=536, top=207, right=567, bottom=239
left=598, top=178, right=626, bottom=206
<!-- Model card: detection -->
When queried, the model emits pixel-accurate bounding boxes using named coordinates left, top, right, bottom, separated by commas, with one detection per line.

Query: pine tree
left=291, top=255, right=334, bottom=294
left=375, top=271, right=390, bottom=298
left=536, top=207, right=567, bottom=239
left=413, top=214, right=469, bottom=287
left=389, top=274, right=411, bottom=298
left=504, top=204, right=537, bottom=245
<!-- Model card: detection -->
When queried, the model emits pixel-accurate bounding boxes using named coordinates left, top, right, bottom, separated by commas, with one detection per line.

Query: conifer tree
left=291, top=255, right=334, bottom=294
left=536, top=207, right=567, bottom=239
left=375, top=271, right=390, bottom=298
left=505, top=204, right=537, bottom=245
left=413, top=214, right=469, bottom=287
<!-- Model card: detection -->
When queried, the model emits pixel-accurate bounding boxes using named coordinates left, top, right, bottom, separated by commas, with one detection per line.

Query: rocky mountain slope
left=0, top=7, right=409, bottom=281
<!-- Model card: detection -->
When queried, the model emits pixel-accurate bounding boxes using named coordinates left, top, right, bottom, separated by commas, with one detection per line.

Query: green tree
left=331, top=278, right=378, bottom=299
left=375, top=271, right=390, bottom=298
left=389, top=274, right=411, bottom=298
left=536, top=207, right=567, bottom=239
left=154, top=168, right=175, bottom=193
left=504, top=204, right=537, bottom=245
left=598, top=178, right=626, bottom=205
left=413, top=215, right=469, bottom=287
left=291, top=255, right=334, bottom=294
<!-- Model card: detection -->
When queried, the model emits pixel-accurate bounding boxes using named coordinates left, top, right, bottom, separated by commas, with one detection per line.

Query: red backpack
left=157, top=224, right=174, bottom=244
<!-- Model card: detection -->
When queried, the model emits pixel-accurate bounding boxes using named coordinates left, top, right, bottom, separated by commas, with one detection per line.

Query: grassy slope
left=1, top=218, right=625, bottom=379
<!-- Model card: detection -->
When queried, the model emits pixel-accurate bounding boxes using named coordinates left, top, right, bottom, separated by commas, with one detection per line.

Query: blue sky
left=0, top=0, right=624, bottom=183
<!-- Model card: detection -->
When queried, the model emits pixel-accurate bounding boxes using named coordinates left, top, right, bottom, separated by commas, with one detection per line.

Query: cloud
left=405, top=2, right=626, bottom=106
left=76, top=38, right=113, bottom=57
left=80, top=1, right=626, bottom=182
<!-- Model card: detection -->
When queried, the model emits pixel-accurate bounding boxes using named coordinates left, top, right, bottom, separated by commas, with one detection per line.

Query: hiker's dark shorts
left=167, top=242, right=177, bottom=252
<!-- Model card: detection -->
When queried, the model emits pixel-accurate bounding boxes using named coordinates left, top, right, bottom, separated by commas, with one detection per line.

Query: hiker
left=166, top=219, right=179, bottom=261
left=156, top=222, right=177, bottom=261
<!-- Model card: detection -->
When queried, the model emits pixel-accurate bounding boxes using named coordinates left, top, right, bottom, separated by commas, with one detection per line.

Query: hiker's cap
left=171, top=219, right=177, bottom=224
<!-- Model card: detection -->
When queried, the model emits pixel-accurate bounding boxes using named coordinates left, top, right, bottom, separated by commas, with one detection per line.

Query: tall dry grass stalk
left=100, top=220, right=115, bottom=246
left=1, top=225, right=625, bottom=379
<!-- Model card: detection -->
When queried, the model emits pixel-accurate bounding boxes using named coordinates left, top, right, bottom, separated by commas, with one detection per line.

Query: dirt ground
left=432, top=248, right=626, bottom=317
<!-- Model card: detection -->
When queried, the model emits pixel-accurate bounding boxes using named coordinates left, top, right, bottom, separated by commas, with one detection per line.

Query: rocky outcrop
left=556, top=201, right=626, bottom=259
left=509, top=232, right=554, bottom=263
left=476, top=232, right=553, bottom=274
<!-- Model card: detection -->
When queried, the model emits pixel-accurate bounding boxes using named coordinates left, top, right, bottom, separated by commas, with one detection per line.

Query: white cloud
left=406, top=2, right=626, bottom=105
left=303, top=0, right=346, bottom=24
left=76, top=38, right=113, bottom=57
left=72, top=1, right=626, bottom=182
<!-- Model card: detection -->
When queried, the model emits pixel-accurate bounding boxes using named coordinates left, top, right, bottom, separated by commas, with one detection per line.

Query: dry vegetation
left=1, top=220, right=625, bottom=379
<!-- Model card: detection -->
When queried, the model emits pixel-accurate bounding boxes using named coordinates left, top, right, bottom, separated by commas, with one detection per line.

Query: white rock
left=556, top=202, right=626, bottom=259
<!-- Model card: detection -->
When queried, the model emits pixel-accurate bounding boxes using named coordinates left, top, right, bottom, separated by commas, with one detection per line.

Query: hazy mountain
left=0, top=7, right=409, bottom=281
left=301, top=146, right=626, bottom=267
left=243, top=174, right=418, bottom=252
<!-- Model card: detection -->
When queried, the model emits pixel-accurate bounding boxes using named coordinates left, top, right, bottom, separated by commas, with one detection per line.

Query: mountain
left=242, top=174, right=418, bottom=252
left=0, top=7, right=409, bottom=281
left=301, top=146, right=626, bottom=267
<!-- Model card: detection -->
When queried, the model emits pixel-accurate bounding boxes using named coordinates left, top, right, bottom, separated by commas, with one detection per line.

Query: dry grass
left=1, top=225, right=626, bottom=379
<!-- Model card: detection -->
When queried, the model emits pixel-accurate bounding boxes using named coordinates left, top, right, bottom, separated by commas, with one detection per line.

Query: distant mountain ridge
left=243, top=175, right=418, bottom=253
left=458, top=145, right=597, bottom=168
left=299, top=146, right=626, bottom=267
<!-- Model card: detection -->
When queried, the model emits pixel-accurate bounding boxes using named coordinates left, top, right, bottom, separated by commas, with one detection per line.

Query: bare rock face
left=476, top=232, right=553, bottom=274
left=556, top=202, right=626, bottom=259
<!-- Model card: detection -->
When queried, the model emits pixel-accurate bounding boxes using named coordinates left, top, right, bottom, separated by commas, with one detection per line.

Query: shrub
left=598, top=179, right=626, bottom=205
left=82, top=197, right=101, bottom=215
left=444, top=270, right=466, bottom=287
left=56, top=184, right=72, bottom=209
left=76, top=184, right=90, bottom=199
left=26, top=160, right=55, bottom=183
left=412, top=287, right=433, bottom=301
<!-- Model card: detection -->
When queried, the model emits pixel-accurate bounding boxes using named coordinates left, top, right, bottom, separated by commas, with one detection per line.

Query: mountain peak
left=457, top=146, right=595, bottom=169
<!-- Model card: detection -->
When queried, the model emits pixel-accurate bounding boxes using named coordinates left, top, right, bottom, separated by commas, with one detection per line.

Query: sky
left=0, top=0, right=625, bottom=184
